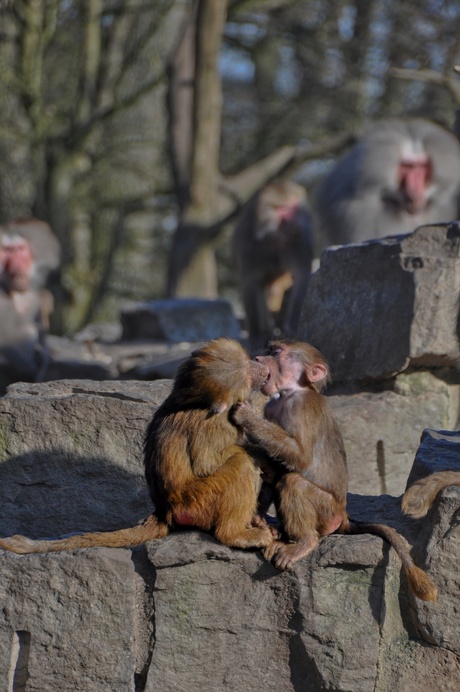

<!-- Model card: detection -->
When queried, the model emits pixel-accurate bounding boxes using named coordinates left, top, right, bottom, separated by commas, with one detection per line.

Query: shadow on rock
left=0, top=448, right=152, bottom=539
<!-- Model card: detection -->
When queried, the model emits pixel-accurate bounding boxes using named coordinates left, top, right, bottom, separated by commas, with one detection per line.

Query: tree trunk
left=167, top=0, right=228, bottom=298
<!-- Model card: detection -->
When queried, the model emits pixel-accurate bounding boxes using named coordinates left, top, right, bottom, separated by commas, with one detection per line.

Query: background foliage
left=1, top=0, right=459, bottom=333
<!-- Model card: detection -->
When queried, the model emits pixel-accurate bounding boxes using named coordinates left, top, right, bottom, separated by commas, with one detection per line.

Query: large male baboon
left=315, top=119, right=460, bottom=246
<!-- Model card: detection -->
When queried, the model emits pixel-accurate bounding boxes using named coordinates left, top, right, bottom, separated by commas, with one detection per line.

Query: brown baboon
left=233, top=180, right=314, bottom=350
left=0, top=338, right=273, bottom=554
left=232, top=339, right=437, bottom=601
left=0, top=218, right=60, bottom=380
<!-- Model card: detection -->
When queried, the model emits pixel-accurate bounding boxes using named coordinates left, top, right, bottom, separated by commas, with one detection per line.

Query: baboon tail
left=346, top=520, right=437, bottom=602
left=0, top=513, right=170, bottom=555
left=402, top=471, right=460, bottom=519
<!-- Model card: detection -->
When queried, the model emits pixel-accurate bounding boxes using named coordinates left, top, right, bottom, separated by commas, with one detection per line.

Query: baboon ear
left=208, top=401, right=229, bottom=416
left=306, top=363, right=327, bottom=383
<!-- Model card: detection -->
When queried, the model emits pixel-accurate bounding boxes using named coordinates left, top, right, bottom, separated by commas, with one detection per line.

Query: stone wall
left=0, top=380, right=459, bottom=691
left=2, top=224, right=460, bottom=689
left=299, top=223, right=460, bottom=495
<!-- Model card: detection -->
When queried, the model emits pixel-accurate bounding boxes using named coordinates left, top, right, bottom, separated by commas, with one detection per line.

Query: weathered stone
left=409, top=485, right=460, bottom=657
left=406, top=427, right=460, bottom=486
left=144, top=531, right=388, bottom=692
left=329, top=370, right=460, bottom=496
left=391, top=430, right=460, bottom=665
left=48, top=333, right=204, bottom=383
left=400, top=431, right=460, bottom=665
left=0, top=381, right=458, bottom=691
left=300, top=223, right=460, bottom=381
left=0, top=548, right=137, bottom=691
left=0, top=379, right=172, bottom=538
left=120, top=298, right=241, bottom=342
left=43, top=358, right=114, bottom=380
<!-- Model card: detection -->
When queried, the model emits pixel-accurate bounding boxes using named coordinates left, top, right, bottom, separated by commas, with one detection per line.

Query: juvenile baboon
left=232, top=339, right=437, bottom=601
left=0, top=338, right=273, bottom=554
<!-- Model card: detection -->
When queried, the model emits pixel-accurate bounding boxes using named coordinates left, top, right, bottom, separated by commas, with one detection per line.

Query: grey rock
left=144, top=531, right=387, bottom=692
left=0, top=548, right=137, bottom=692
left=0, top=379, right=172, bottom=538
left=120, top=298, right=241, bottom=342
left=300, top=223, right=460, bottom=381
left=329, top=370, right=460, bottom=496
left=47, top=334, right=200, bottom=382
left=406, top=427, right=460, bottom=487
left=411, top=484, right=460, bottom=658
left=74, top=322, right=123, bottom=343
left=0, top=380, right=458, bottom=690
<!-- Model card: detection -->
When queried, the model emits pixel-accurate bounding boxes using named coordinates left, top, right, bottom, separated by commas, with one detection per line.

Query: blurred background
left=1, top=0, right=459, bottom=336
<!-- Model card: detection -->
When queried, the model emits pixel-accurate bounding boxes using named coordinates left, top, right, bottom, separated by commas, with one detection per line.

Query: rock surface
left=331, top=370, right=460, bottom=495
left=0, top=379, right=168, bottom=537
left=300, top=223, right=460, bottom=382
left=0, top=380, right=459, bottom=690
left=120, top=298, right=241, bottom=342
left=0, top=549, right=137, bottom=691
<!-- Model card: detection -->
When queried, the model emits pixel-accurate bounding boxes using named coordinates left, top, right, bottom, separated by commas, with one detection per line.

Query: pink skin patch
left=173, top=509, right=196, bottom=526
left=0, top=240, right=33, bottom=292
left=398, top=158, right=432, bottom=214
left=323, top=514, right=344, bottom=536
left=275, top=203, right=300, bottom=223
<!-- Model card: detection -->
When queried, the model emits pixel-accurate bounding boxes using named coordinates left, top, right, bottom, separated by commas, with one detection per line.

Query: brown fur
left=232, top=339, right=437, bottom=601
left=232, top=181, right=314, bottom=350
left=0, top=338, right=273, bottom=554
left=402, top=471, right=460, bottom=519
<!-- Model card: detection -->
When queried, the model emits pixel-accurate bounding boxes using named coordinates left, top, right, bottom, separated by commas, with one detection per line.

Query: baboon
left=0, top=218, right=60, bottom=381
left=232, top=339, right=437, bottom=601
left=233, top=180, right=314, bottom=350
left=315, top=119, right=460, bottom=246
left=0, top=338, right=273, bottom=554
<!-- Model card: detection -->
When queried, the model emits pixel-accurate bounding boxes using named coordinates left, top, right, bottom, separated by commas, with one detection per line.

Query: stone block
left=144, top=531, right=387, bottom=692
left=405, top=427, right=460, bottom=487
left=0, top=379, right=171, bottom=538
left=0, top=377, right=458, bottom=690
left=329, top=370, right=460, bottom=496
left=120, top=298, right=241, bottom=342
left=300, top=223, right=460, bottom=381
left=0, top=549, right=136, bottom=691
left=401, top=430, right=460, bottom=660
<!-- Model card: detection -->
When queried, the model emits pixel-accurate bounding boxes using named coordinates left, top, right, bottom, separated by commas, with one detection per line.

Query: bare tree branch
left=390, top=67, right=460, bottom=104
left=225, top=132, right=356, bottom=204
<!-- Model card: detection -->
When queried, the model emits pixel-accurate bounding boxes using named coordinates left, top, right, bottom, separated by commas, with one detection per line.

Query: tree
left=0, top=0, right=186, bottom=331
left=167, top=0, right=460, bottom=299
left=2, top=0, right=460, bottom=326
left=166, top=0, right=352, bottom=298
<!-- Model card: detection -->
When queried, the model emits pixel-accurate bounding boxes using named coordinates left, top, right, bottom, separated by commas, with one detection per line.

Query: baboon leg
left=203, top=447, right=273, bottom=549
left=266, top=473, right=340, bottom=571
